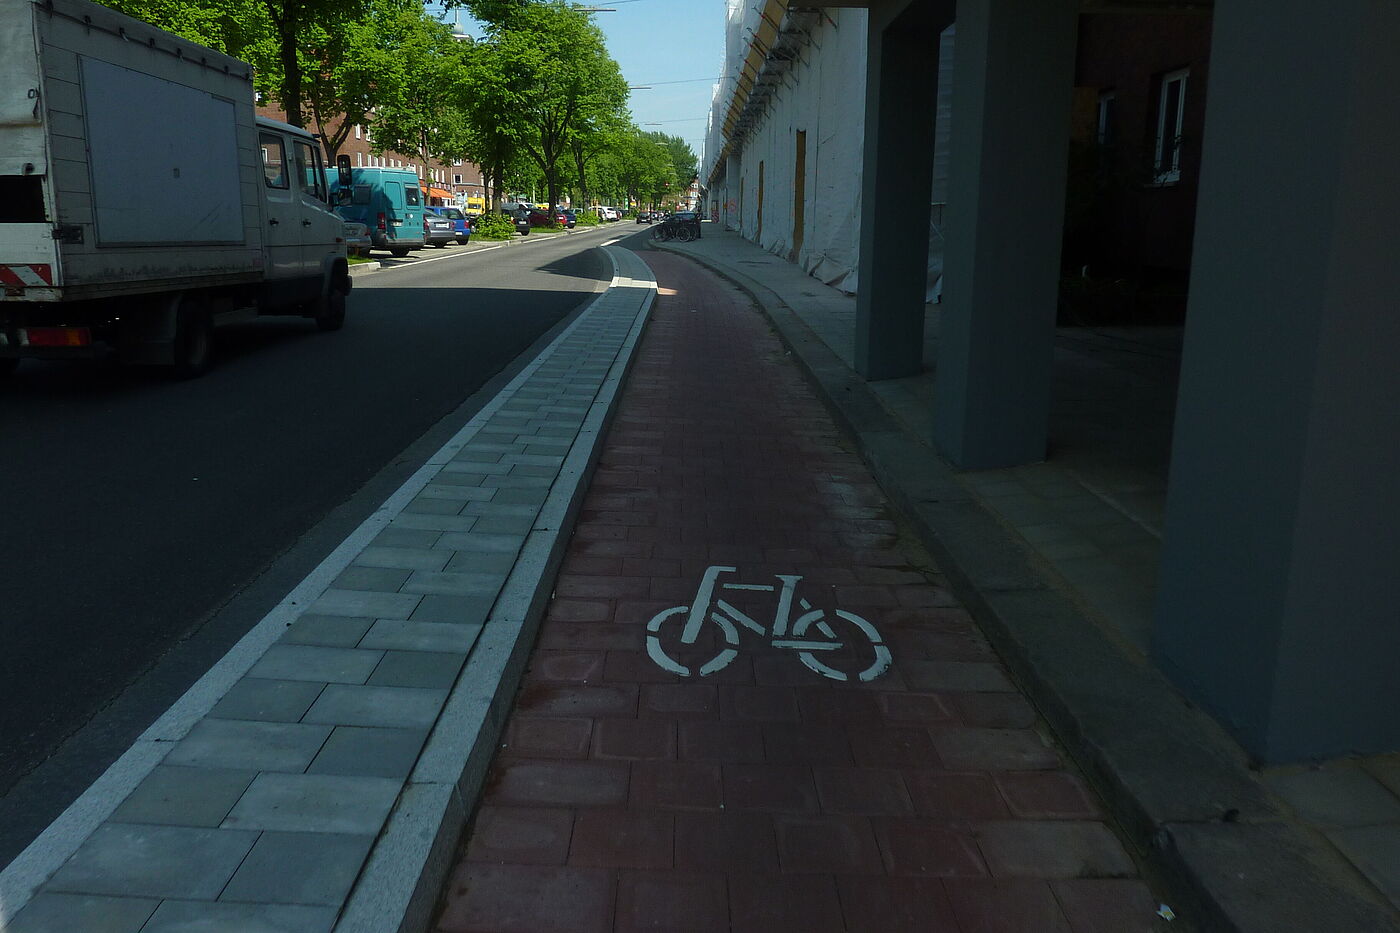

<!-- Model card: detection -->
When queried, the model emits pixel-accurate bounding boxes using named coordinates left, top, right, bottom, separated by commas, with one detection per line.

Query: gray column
left=1153, top=0, right=1400, bottom=763
left=853, top=2, right=950, bottom=380
left=931, top=0, right=1077, bottom=468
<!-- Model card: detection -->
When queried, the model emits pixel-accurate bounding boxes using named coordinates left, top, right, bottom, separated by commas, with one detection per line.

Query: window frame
left=1153, top=68, right=1189, bottom=185
left=260, top=134, right=289, bottom=190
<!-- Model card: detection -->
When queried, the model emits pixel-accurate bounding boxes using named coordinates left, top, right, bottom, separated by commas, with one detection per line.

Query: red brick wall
left=1072, top=13, right=1213, bottom=277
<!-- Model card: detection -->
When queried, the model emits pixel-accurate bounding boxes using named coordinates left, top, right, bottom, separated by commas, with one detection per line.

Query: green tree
left=96, top=0, right=269, bottom=57
left=477, top=2, right=628, bottom=213
left=367, top=10, right=472, bottom=182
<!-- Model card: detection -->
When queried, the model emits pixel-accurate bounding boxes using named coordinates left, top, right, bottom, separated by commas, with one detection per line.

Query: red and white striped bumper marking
left=0, top=264, right=55, bottom=288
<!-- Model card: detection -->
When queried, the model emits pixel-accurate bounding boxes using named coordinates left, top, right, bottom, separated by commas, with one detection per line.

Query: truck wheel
left=390, top=247, right=410, bottom=258
left=171, top=298, right=214, bottom=379
left=315, top=289, right=346, bottom=332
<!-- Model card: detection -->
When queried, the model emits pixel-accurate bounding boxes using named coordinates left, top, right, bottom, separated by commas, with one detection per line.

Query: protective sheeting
left=706, top=9, right=868, bottom=295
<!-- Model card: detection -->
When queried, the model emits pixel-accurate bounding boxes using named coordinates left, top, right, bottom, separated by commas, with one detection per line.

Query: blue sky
left=441, top=0, right=727, bottom=162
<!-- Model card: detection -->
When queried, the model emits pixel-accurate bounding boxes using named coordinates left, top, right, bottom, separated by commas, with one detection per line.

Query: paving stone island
left=0, top=248, right=657, bottom=933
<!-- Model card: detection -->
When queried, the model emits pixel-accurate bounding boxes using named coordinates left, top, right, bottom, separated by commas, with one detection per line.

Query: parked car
left=596, top=206, right=618, bottom=222
left=427, top=205, right=473, bottom=244
left=343, top=221, right=372, bottom=257
left=424, top=212, right=456, bottom=248
left=502, top=206, right=531, bottom=235
left=636, top=211, right=653, bottom=224
left=562, top=209, right=578, bottom=228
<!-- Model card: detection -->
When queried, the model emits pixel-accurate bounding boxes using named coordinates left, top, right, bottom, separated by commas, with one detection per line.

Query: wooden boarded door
left=756, top=160, right=765, bottom=241
left=792, top=130, right=807, bottom=259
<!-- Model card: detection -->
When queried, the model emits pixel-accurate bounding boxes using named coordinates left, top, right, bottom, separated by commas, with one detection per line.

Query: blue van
left=327, top=167, right=425, bottom=257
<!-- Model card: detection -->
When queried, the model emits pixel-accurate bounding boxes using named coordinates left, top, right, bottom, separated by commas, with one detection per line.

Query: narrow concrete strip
left=334, top=247, right=656, bottom=933
left=656, top=237, right=1400, bottom=933
left=0, top=246, right=654, bottom=931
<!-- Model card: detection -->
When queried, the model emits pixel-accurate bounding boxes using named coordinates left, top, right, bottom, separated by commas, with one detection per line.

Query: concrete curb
left=655, top=238, right=1400, bottom=933
left=333, top=247, right=656, bottom=933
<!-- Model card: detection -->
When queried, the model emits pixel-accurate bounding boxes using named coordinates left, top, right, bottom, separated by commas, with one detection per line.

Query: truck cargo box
left=0, top=0, right=264, bottom=302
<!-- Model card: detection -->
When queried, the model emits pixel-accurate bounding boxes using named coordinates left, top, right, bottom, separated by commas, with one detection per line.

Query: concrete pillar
left=931, top=0, right=1077, bottom=468
left=1153, top=1, right=1400, bottom=762
left=853, top=2, right=950, bottom=380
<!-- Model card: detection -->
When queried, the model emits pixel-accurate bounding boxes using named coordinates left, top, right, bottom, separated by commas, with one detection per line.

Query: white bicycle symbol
left=645, top=565, right=893, bottom=683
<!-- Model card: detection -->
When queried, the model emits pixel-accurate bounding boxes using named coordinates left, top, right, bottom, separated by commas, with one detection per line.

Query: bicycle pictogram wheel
left=646, top=605, right=741, bottom=677
left=790, top=608, right=893, bottom=683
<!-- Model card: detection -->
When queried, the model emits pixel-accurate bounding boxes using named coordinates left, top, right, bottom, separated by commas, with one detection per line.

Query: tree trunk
left=277, top=23, right=302, bottom=127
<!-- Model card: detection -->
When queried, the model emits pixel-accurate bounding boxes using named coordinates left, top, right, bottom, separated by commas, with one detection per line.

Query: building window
left=1096, top=90, right=1116, bottom=147
left=356, top=152, right=363, bottom=167
left=454, top=174, right=462, bottom=184
left=1154, top=68, right=1188, bottom=184
left=354, top=124, right=361, bottom=139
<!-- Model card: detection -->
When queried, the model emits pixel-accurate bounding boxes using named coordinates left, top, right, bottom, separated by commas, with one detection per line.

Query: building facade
left=703, top=0, right=1400, bottom=766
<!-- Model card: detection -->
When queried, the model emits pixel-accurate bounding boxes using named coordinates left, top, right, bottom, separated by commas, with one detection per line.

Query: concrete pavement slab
left=46, top=824, right=257, bottom=899
left=108, top=767, right=254, bottom=828
left=207, top=678, right=326, bottom=722
left=302, top=684, right=446, bottom=729
left=219, top=831, right=375, bottom=906
left=4, top=893, right=160, bottom=933
left=162, top=719, right=332, bottom=773
left=222, top=772, right=400, bottom=834
left=307, top=726, right=429, bottom=780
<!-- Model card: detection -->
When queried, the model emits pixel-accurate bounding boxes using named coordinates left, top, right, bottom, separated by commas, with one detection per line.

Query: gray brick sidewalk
left=0, top=248, right=657, bottom=933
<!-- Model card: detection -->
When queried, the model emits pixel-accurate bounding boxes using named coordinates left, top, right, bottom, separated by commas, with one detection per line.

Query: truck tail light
left=21, top=326, right=92, bottom=347
left=377, top=212, right=387, bottom=231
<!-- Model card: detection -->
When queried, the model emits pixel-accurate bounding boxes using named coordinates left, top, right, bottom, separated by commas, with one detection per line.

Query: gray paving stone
left=248, top=645, right=383, bottom=685
left=5, top=893, right=159, bottom=933
left=389, top=512, right=479, bottom=533
left=47, top=824, right=257, bottom=899
left=506, top=463, right=560, bottom=479
left=220, top=831, right=375, bottom=906
left=303, top=684, right=448, bottom=729
left=1329, top=824, right=1400, bottom=905
left=444, top=549, right=518, bottom=574
left=417, top=484, right=497, bottom=501
left=278, top=614, right=374, bottom=648
left=429, top=470, right=489, bottom=485
left=524, top=442, right=572, bottom=457
left=331, top=565, right=413, bottom=592
left=459, top=441, right=526, bottom=454
left=163, top=719, right=331, bottom=772
left=471, top=515, right=536, bottom=535
left=1264, top=766, right=1400, bottom=827
left=460, top=500, right=538, bottom=518
left=439, top=460, right=510, bottom=476
left=410, top=593, right=495, bottom=624
left=480, top=474, right=552, bottom=489
left=368, top=650, right=466, bottom=689
left=401, top=570, right=504, bottom=597
left=451, top=450, right=503, bottom=464
left=401, top=496, right=466, bottom=516
left=502, top=453, right=566, bottom=467
left=352, top=545, right=451, bottom=572
left=223, top=772, right=401, bottom=834
left=308, top=725, right=429, bottom=779
left=209, top=678, right=325, bottom=722
left=359, top=619, right=482, bottom=653
left=141, top=899, right=337, bottom=932
left=435, top=530, right=526, bottom=553
left=369, top=527, right=440, bottom=548
left=110, top=766, right=255, bottom=827
left=309, top=588, right=420, bottom=620
left=489, top=487, right=550, bottom=507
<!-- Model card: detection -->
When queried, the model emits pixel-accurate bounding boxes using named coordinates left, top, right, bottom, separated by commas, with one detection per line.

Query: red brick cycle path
left=434, top=250, right=1164, bottom=932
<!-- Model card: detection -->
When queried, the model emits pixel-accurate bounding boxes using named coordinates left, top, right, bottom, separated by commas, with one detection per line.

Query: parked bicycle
left=646, top=565, right=892, bottom=682
left=649, top=217, right=696, bottom=242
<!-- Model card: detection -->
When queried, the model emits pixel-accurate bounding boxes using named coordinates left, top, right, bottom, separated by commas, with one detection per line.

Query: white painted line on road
left=0, top=245, right=643, bottom=925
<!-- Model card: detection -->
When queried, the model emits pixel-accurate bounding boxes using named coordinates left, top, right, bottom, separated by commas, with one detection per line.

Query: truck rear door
left=0, top=0, right=60, bottom=300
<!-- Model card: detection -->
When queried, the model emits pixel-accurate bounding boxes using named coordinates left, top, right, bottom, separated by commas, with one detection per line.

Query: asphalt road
left=0, top=226, right=625, bottom=866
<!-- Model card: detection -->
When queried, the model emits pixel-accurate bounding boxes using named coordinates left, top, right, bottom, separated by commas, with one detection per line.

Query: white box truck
left=0, top=0, right=352, bottom=378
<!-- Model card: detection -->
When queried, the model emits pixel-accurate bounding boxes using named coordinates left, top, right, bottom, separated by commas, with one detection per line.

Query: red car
left=526, top=208, right=568, bottom=228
